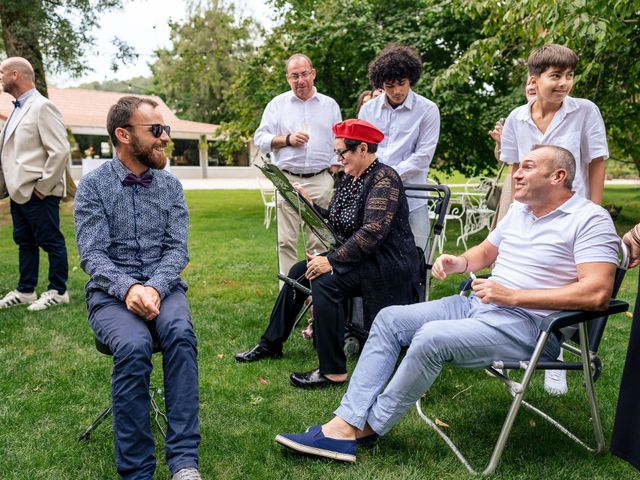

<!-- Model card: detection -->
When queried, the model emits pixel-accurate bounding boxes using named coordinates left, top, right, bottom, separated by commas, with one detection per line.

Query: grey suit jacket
left=0, top=90, right=69, bottom=204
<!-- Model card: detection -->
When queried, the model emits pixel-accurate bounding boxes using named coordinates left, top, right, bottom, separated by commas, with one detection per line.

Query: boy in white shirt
left=358, top=44, right=440, bottom=251
left=500, top=43, right=609, bottom=395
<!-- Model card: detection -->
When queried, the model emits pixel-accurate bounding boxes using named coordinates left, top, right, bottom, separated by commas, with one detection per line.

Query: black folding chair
left=416, top=242, right=630, bottom=475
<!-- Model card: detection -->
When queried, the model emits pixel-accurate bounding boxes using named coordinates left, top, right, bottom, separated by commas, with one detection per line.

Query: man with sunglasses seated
left=74, top=96, right=202, bottom=480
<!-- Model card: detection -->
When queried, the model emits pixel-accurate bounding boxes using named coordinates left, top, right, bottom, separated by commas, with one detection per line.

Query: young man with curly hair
left=358, top=44, right=440, bottom=251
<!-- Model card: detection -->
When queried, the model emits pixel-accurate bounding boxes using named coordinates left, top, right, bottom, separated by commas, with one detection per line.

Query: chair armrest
left=539, top=299, right=629, bottom=333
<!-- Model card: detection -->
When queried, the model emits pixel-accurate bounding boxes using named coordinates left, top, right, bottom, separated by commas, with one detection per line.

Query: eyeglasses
left=335, top=147, right=353, bottom=161
left=123, top=124, right=171, bottom=138
left=287, top=70, right=313, bottom=81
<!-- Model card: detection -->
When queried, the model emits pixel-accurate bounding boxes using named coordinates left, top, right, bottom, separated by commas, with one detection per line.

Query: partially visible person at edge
left=254, top=53, right=342, bottom=280
left=611, top=222, right=640, bottom=472
left=236, top=119, right=420, bottom=390
left=0, top=57, right=70, bottom=311
left=355, top=88, right=383, bottom=117
left=74, top=96, right=202, bottom=480
left=358, top=44, right=440, bottom=252
left=499, top=43, right=609, bottom=397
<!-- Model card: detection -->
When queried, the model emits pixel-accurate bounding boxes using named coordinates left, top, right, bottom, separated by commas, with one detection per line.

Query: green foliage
left=220, top=0, right=516, bottom=175
left=438, top=0, right=640, bottom=173
left=150, top=0, right=259, bottom=125
left=0, top=0, right=130, bottom=93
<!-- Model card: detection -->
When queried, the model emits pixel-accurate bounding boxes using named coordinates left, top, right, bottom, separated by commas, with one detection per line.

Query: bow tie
left=122, top=173, right=152, bottom=188
left=12, top=100, right=21, bottom=108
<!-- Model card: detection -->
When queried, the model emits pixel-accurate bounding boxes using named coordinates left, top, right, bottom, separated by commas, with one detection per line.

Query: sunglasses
left=123, top=123, right=171, bottom=138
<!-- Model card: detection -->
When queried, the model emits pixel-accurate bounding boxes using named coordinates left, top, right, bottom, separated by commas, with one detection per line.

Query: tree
left=150, top=0, right=258, bottom=125
left=0, top=0, right=129, bottom=96
left=436, top=0, right=640, bottom=174
left=222, top=0, right=501, bottom=174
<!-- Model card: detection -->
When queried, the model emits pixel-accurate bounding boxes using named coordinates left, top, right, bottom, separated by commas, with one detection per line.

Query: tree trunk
left=0, top=1, right=49, bottom=97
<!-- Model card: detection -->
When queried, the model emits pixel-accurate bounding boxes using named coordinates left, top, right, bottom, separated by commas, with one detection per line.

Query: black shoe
left=289, top=368, right=346, bottom=389
left=235, top=344, right=283, bottom=363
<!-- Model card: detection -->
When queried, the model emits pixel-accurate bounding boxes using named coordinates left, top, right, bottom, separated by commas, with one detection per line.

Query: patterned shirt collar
left=110, top=151, right=154, bottom=183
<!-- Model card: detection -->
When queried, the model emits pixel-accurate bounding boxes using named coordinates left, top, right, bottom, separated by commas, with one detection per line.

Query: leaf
left=435, top=418, right=450, bottom=428
left=529, top=419, right=536, bottom=427
left=216, top=353, right=224, bottom=359
left=258, top=376, right=268, bottom=385
left=625, top=311, right=633, bottom=318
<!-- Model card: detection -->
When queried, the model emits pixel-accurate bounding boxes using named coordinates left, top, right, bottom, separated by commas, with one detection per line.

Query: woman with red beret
left=236, top=119, right=420, bottom=388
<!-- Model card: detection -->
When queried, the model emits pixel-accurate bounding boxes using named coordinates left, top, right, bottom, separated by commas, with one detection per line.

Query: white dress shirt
left=500, top=96, right=608, bottom=200
left=253, top=88, right=342, bottom=174
left=358, top=89, right=440, bottom=211
left=488, top=194, right=619, bottom=317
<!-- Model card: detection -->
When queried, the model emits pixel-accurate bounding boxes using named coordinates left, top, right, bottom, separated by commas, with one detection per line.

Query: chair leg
left=578, top=321, right=605, bottom=453
left=78, top=405, right=112, bottom=442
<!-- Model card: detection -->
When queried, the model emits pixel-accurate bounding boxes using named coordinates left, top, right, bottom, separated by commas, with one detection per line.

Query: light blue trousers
left=334, top=294, right=559, bottom=435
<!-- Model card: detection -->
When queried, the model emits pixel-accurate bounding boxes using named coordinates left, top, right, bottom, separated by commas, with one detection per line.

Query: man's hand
left=432, top=254, right=466, bottom=281
left=33, top=189, right=45, bottom=200
left=472, top=278, right=515, bottom=306
left=125, top=284, right=160, bottom=321
left=289, top=131, right=309, bottom=147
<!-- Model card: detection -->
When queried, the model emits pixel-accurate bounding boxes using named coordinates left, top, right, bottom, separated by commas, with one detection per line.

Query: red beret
left=332, top=119, right=384, bottom=144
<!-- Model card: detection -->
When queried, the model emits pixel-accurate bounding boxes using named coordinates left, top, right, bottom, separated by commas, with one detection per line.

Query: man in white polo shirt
left=254, top=53, right=342, bottom=277
left=274, top=144, right=619, bottom=462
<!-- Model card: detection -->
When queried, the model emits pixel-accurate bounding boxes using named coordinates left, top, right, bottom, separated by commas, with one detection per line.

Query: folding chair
left=416, top=242, right=630, bottom=475
left=78, top=324, right=168, bottom=442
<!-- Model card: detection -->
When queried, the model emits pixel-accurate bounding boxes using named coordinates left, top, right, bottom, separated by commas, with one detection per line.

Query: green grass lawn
left=0, top=186, right=638, bottom=479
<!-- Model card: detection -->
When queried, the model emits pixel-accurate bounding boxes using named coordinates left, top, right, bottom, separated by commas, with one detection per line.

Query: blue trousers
left=335, top=294, right=560, bottom=435
left=10, top=195, right=68, bottom=294
left=87, top=286, right=200, bottom=480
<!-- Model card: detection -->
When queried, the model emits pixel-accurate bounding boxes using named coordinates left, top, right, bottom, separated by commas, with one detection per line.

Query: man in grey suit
left=0, top=57, right=70, bottom=311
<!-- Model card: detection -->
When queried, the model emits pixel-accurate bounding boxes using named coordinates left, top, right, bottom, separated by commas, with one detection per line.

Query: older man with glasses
left=252, top=53, right=342, bottom=297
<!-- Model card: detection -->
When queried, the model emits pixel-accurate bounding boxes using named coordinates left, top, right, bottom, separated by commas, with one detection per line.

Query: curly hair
left=368, top=44, right=423, bottom=88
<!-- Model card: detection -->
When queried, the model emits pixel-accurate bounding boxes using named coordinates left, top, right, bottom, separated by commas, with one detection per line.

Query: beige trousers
left=277, top=170, right=334, bottom=278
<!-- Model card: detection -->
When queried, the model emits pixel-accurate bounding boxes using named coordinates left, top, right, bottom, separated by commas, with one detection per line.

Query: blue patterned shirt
left=74, top=155, right=189, bottom=301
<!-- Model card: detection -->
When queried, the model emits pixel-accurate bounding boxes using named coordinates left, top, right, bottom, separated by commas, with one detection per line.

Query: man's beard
left=131, top=134, right=168, bottom=170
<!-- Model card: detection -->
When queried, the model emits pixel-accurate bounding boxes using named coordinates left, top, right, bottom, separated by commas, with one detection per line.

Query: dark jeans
left=87, top=286, right=200, bottom=480
left=260, top=260, right=362, bottom=374
left=10, top=195, right=68, bottom=294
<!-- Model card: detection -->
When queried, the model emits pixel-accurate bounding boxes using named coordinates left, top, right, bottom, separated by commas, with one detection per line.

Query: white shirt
left=253, top=88, right=342, bottom=174
left=487, top=194, right=619, bottom=317
left=500, top=96, right=608, bottom=199
left=3, top=88, right=37, bottom=146
left=358, top=89, right=440, bottom=211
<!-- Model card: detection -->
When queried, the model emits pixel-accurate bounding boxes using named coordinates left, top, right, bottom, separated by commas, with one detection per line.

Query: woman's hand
left=292, top=182, right=312, bottom=204
left=305, top=253, right=332, bottom=280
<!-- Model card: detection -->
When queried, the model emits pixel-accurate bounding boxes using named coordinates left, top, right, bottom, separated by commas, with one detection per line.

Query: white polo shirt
left=487, top=193, right=619, bottom=317
left=500, top=96, right=608, bottom=200
left=253, top=88, right=342, bottom=174
left=358, top=89, right=440, bottom=211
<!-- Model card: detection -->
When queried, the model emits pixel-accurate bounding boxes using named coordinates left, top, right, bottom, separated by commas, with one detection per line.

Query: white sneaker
left=27, top=290, right=69, bottom=311
left=172, top=468, right=202, bottom=480
left=0, top=290, right=37, bottom=308
left=544, top=369, right=568, bottom=396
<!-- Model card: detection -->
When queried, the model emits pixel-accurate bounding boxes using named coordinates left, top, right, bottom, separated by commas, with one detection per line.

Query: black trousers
left=10, top=195, right=68, bottom=294
left=260, top=260, right=362, bottom=374
left=611, top=273, right=640, bottom=472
